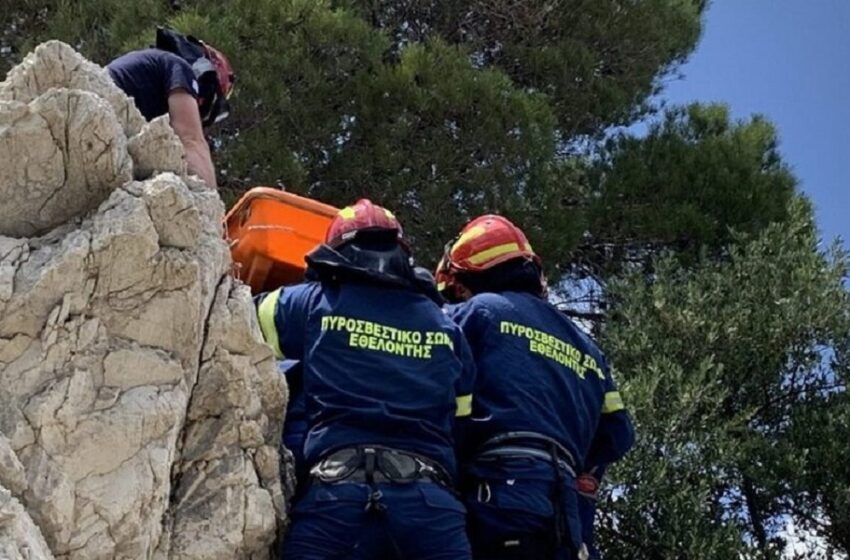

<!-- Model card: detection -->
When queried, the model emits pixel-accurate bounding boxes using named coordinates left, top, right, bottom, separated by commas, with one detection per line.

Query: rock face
left=0, top=42, right=287, bottom=559
left=0, top=486, right=55, bottom=560
left=0, top=89, right=133, bottom=238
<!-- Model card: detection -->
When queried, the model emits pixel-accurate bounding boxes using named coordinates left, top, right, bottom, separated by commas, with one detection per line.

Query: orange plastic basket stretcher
left=225, top=187, right=338, bottom=294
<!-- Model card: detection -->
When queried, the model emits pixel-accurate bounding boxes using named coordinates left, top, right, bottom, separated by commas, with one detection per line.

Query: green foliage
left=599, top=358, right=752, bottom=558
left=783, top=392, right=850, bottom=556
left=308, top=37, right=566, bottom=261
left=601, top=200, right=850, bottom=557
left=1, top=0, right=173, bottom=68
left=170, top=0, right=393, bottom=197
left=580, top=103, right=797, bottom=278
left=336, top=0, right=705, bottom=136
left=1, top=1, right=53, bottom=71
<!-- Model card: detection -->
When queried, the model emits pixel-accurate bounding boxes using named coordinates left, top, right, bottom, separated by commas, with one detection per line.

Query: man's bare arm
left=167, top=90, right=217, bottom=188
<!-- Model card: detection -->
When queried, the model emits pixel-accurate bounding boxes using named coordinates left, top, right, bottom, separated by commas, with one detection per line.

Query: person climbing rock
left=436, top=215, right=635, bottom=560
left=256, top=199, right=475, bottom=559
left=107, top=27, right=234, bottom=188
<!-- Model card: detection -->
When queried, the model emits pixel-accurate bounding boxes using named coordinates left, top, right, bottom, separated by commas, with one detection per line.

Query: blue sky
left=658, top=0, right=850, bottom=246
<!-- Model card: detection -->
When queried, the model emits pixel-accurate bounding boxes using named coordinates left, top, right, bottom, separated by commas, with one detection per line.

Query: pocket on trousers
left=418, top=483, right=467, bottom=513
left=466, top=482, right=556, bottom=560
left=478, top=478, right=555, bottom=518
left=292, top=482, right=366, bottom=513
left=561, top=483, right=585, bottom=553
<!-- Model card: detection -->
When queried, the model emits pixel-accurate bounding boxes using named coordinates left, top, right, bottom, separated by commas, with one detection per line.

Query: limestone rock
left=0, top=41, right=145, bottom=137
left=0, top=486, right=55, bottom=560
left=0, top=435, right=26, bottom=497
left=128, top=116, right=187, bottom=181
left=0, top=43, right=287, bottom=559
left=0, top=89, right=133, bottom=238
left=161, top=280, right=286, bottom=560
left=126, top=174, right=201, bottom=249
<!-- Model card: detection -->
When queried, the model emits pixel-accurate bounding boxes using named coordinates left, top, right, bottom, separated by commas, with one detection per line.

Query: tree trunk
left=742, top=476, right=770, bottom=555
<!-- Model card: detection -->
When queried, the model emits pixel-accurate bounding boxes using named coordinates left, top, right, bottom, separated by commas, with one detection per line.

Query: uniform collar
left=306, top=244, right=444, bottom=305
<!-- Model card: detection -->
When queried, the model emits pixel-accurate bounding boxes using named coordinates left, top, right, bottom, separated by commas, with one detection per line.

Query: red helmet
left=326, top=199, right=406, bottom=250
left=202, top=43, right=235, bottom=100
left=195, top=42, right=235, bottom=126
left=435, top=214, right=542, bottom=298
left=154, top=28, right=235, bottom=126
left=434, top=254, right=454, bottom=296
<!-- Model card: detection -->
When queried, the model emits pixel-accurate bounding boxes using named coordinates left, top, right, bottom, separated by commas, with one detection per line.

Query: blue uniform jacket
left=447, top=291, right=634, bottom=469
left=257, top=280, right=476, bottom=479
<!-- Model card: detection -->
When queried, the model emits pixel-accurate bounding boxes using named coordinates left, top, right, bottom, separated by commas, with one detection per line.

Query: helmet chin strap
left=212, top=109, right=229, bottom=124
left=191, top=57, right=231, bottom=126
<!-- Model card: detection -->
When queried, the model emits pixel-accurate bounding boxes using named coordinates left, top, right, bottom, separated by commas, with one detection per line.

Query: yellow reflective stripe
left=451, top=225, right=487, bottom=253
left=436, top=281, right=446, bottom=291
left=456, top=394, right=473, bottom=417
left=602, top=391, right=624, bottom=414
left=338, top=207, right=356, bottom=220
left=467, top=242, right=521, bottom=266
left=258, top=288, right=284, bottom=358
left=384, top=208, right=396, bottom=219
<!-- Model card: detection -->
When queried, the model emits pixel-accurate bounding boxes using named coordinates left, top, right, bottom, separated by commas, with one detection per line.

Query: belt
left=309, top=446, right=451, bottom=488
left=328, top=468, right=444, bottom=484
left=477, top=445, right=576, bottom=477
left=477, top=431, right=577, bottom=476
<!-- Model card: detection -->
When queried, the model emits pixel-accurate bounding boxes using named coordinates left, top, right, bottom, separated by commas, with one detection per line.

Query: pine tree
left=581, top=103, right=796, bottom=278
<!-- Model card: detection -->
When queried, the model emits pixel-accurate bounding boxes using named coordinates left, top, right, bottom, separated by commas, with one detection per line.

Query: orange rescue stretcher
left=225, top=187, right=337, bottom=293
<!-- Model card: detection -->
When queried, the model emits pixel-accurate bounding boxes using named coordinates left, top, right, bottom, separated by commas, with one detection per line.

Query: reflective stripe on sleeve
left=257, top=288, right=284, bottom=359
left=602, top=391, right=625, bottom=414
left=456, top=394, right=473, bottom=417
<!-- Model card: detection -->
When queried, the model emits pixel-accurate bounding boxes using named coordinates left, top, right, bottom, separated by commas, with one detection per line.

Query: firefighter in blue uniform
left=435, top=215, right=635, bottom=560
left=256, top=199, right=475, bottom=559
left=278, top=266, right=446, bottom=496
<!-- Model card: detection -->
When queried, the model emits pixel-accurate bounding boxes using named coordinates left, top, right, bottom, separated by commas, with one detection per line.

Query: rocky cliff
left=0, top=42, right=287, bottom=560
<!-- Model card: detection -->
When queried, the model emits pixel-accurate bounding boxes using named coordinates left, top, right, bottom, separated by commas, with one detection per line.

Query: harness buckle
left=365, top=489, right=386, bottom=512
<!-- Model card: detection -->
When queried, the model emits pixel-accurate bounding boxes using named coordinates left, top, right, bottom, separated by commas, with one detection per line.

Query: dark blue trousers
left=281, top=480, right=471, bottom=559
left=578, top=466, right=606, bottom=559
left=578, top=493, right=599, bottom=559
left=464, top=456, right=582, bottom=560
